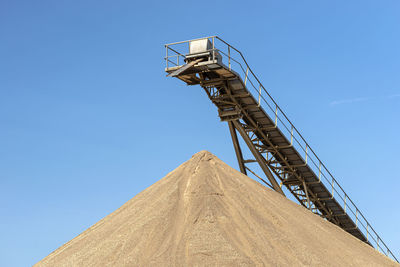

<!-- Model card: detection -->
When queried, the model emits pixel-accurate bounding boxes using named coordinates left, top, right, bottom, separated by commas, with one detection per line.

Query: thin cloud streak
left=387, top=93, right=400, bottom=99
left=330, top=97, right=370, bottom=106
left=330, top=93, right=400, bottom=106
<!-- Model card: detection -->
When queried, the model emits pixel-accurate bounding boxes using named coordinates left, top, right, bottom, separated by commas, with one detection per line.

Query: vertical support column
left=228, top=121, right=247, bottom=175
left=228, top=46, right=231, bottom=70
left=303, top=180, right=311, bottom=210
left=232, top=120, right=285, bottom=196
left=165, top=45, right=168, bottom=69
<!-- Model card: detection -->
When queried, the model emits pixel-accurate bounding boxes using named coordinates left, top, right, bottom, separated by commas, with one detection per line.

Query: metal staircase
left=164, top=36, right=398, bottom=262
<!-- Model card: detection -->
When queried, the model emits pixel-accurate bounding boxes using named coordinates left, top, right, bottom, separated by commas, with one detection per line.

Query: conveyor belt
left=164, top=36, right=398, bottom=262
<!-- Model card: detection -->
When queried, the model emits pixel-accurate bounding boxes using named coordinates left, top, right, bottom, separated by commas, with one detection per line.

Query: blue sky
left=1, top=0, right=399, bottom=266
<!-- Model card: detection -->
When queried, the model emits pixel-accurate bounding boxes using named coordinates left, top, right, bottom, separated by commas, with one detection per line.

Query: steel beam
left=303, top=180, right=311, bottom=210
left=228, top=121, right=247, bottom=175
left=167, top=58, right=203, bottom=77
left=232, top=120, right=285, bottom=196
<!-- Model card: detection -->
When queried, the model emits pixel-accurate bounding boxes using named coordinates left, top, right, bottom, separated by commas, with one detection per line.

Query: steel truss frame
left=202, top=83, right=328, bottom=220
left=164, top=36, right=399, bottom=262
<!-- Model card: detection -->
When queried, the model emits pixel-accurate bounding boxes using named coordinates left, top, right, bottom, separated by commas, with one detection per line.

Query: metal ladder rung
left=333, top=213, right=347, bottom=217
left=231, top=93, right=251, bottom=98
left=274, top=163, right=307, bottom=170
left=344, top=226, right=358, bottom=231
left=317, top=197, right=334, bottom=201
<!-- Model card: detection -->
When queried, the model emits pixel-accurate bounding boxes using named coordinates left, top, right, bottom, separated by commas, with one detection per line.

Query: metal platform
left=164, top=36, right=398, bottom=263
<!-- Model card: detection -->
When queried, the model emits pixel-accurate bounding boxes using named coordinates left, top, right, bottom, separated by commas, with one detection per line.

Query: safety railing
left=164, top=36, right=398, bottom=263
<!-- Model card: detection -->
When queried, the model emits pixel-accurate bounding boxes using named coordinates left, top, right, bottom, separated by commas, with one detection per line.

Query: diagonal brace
left=232, top=120, right=285, bottom=196
left=228, top=121, right=247, bottom=175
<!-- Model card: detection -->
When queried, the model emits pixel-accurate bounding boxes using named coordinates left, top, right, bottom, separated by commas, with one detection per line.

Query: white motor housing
left=187, top=38, right=222, bottom=63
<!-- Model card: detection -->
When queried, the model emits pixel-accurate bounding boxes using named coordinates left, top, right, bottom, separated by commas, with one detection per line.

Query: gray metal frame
left=164, top=36, right=398, bottom=263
